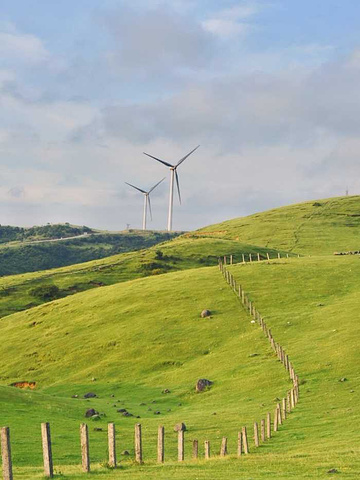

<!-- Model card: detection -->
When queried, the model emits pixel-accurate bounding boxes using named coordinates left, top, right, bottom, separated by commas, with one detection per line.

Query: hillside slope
left=0, top=237, right=282, bottom=318
left=196, top=195, right=360, bottom=255
left=0, top=255, right=359, bottom=478
left=0, top=229, right=178, bottom=276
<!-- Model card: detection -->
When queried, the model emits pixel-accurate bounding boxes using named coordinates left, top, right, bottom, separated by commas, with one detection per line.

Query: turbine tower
left=143, top=145, right=200, bottom=231
left=125, top=178, right=165, bottom=231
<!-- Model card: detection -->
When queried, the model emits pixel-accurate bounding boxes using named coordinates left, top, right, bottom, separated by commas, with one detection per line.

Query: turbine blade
left=148, top=177, right=165, bottom=194
left=125, top=182, right=147, bottom=194
left=148, top=195, right=153, bottom=221
left=143, top=152, right=173, bottom=168
left=175, top=170, right=182, bottom=205
left=176, top=145, right=200, bottom=167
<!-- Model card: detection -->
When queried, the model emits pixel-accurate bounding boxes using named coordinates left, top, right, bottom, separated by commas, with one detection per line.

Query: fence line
left=1, top=255, right=302, bottom=477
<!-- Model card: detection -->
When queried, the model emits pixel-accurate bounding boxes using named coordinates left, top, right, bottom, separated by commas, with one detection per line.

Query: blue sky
left=1, top=1, right=360, bottom=230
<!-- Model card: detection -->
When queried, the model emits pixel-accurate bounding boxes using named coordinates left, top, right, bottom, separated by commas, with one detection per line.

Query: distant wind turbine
left=143, top=145, right=200, bottom=231
left=125, top=178, right=165, bottom=231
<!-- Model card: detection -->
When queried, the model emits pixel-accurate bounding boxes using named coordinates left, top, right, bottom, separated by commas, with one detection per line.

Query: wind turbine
left=125, top=178, right=165, bottom=231
left=143, top=145, right=200, bottom=231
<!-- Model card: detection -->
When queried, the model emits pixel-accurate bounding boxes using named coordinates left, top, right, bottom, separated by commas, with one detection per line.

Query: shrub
left=30, top=284, right=60, bottom=301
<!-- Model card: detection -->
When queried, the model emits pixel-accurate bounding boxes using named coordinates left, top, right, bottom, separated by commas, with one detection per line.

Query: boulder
left=200, top=309, right=211, bottom=318
left=85, top=408, right=98, bottom=418
left=196, top=379, right=213, bottom=393
left=174, top=423, right=187, bottom=432
left=84, top=392, right=97, bottom=399
left=121, top=450, right=130, bottom=456
left=90, top=414, right=101, bottom=421
left=162, top=389, right=171, bottom=394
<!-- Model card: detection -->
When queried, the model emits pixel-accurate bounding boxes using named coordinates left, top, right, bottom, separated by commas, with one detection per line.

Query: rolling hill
left=0, top=196, right=360, bottom=478
left=196, top=195, right=360, bottom=255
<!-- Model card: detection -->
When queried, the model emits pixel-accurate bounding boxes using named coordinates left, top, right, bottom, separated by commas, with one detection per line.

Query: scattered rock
left=91, top=415, right=101, bottom=421
left=174, top=423, right=187, bottom=432
left=178, top=403, right=182, bottom=406
left=151, top=400, right=157, bottom=404
left=121, top=450, right=130, bottom=456
left=136, top=416, right=141, bottom=419
left=201, top=309, right=211, bottom=318
left=117, top=408, right=127, bottom=413
left=140, top=403, right=146, bottom=406
left=212, top=412, right=217, bottom=415
left=167, top=409, right=171, bottom=412
left=122, top=412, right=134, bottom=417
left=196, top=379, right=213, bottom=393
left=339, top=378, right=348, bottom=382
left=327, top=468, right=339, bottom=474
left=85, top=408, right=98, bottom=418
left=71, top=395, right=78, bottom=398
left=154, top=411, right=161, bottom=415
left=84, top=392, right=97, bottom=399
left=91, top=378, right=96, bottom=382
left=350, top=390, right=355, bottom=393
left=317, top=303, right=325, bottom=307
left=110, top=394, right=115, bottom=398
left=248, top=353, right=259, bottom=357
left=162, top=389, right=171, bottom=394
left=251, top=320, right=256, bottom=324
left=94, top=428, right=103, bottom=432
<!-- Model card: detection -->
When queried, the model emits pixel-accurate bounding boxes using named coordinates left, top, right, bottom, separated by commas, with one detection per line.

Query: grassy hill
left=0, top=237, right=282, bottom=318
left=0, top=228, right=179, bottom=276
left=196, top=195, right=360, bottom=255
left=0, top=255, right=359, bottom=478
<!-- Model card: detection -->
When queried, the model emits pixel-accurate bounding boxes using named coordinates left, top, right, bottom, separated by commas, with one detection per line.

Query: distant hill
left=0, top=223, right=93, bottom=243
left=0, top=226, right=180, bottom=276
left=196, top=195, right=360, bottom=255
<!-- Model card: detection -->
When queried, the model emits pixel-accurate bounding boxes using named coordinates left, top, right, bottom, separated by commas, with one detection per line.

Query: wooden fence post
left=135, top=423, right=143, bottom=464
left=277, top=403, right=282, bottom=426
left=1, top=427, right=13, bottom=480
left=287, top=391, right=291, bottom=413
left=204, top=440, right=210, bottom=459
left=192, top=440, right=198, bottom=459
left=157, top=425, right=164, bottom=463
left=249, top=253, right=252, bottom=263
left=220, top=437, right=227, bottom=457
left=107, top=423, right=116, bottom=468
left=282, top=399, right=287, bottom=421
left=242, top=254, right=245, bottom=264
left=261, top=419, right=266, bottom=442
left=237, top=431, right=243, bottom=457
left=278, top=252, right=281, bottom=259
left=266, top=252, right=270, bottom=261
left=80, top=423, right=90, bottom=473
left=178, top=430, right=184, bottom=462
left=224, top=256, right=227, bottom=265
left=41, top=422, right=54, bottom=478
left=273, top=408, right=278, bottom=432
left=257, top=253, right=260, bottom=262
left=266, top=413, right=271, bottom=439
left=254, top=422, right=259, bottom=447
left=242, top=427, right=249, bottom=454
left=290, top=389, right=295, bottom=409
left=230, top=255, right=233, bottom=265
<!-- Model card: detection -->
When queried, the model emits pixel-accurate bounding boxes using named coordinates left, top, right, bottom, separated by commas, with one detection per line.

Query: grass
left=0, top=256, right=360, bottom=477
left=197, top=195, right=360, bottom=255
left=0, top=237, right=282, bottom=318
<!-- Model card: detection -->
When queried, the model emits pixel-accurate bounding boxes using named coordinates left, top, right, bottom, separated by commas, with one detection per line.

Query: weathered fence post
left=237, top=431, right=243, bottom=456
left=135, top=423, right=143, bottom=464
left=178, top=429, right=184, bottom=462
left=261, top=419, right=266, bottom=442
left=230, top=254, right=233, bottom=265
left=41, top=422, right=54, bottom=478
left=254, top=422, right=259, bottom=447
left=287, top=391, right=291, bottom=413
left=249, top=253, right=252, bottom=263
left=274, top=407, right=278, bottom=432
left=157, top=425, right=164, bottom=463
left=1, top=427, right=13, bottom=480
left=257, top=253, right=260, bottom=262
left=242, top=427, right=249, bottom=454
left=220, top=437, right=228, bottom=456
left=192, top=440, right=198, bottom=459
left=278, top=252, right=281, bottom=259
left=266, top=413, right=271, bottom=439
left=266, top=252, right=270, bottom=261
left=242, top=254, right=245, bottom=264
left=80, top=423, right=90, bottom=473
left=277, top=403, right=282, bottom=426
left=107, top=423, right=116, bottom=468
left=204, top=440, right=210, bottom=459
left=224, top=256, right=227, bottom=265
left=282, top=398, right=287, bottom=421
left=290, top=389, right=295, bottom=409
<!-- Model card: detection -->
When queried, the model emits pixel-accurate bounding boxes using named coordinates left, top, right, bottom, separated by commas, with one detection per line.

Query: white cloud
left=202, top=2, right=260, bottom=38
left=0, top=28, right=49, bottom=64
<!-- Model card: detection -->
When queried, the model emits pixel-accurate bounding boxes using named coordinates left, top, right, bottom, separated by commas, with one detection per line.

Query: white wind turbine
left=125, top=178, right=165, bottom=231
left=143, top=145, right=200, bottom=231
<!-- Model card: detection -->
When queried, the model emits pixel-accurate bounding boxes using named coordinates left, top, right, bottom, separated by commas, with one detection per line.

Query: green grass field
left=1, top=196, right=360, bottom=479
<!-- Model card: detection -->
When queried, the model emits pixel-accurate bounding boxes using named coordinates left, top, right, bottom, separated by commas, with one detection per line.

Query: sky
left=1, top=0, right=360, bottom=231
